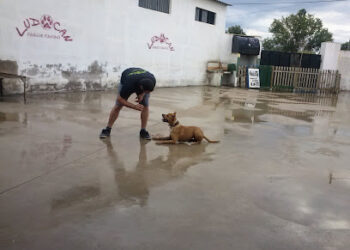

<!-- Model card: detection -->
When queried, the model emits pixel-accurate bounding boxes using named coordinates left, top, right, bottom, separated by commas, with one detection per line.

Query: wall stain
left=27, top=64, right=39, bottom=76
left=61, top=60, right=107, bottom=91
left=113, top=66, right=121, bottom=72
left=3, top=61, right=117, bottom=94
left=65, top=81, right=83, bottom=91
left=85, top=81, right=102, bottom=90
left=88, top=61, right=104, bottom=75
left=30, top=83, right=57, bottom=92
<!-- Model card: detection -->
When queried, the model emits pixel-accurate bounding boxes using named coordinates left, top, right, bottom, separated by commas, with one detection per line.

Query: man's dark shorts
left=115, top=84, right=150, bottom=107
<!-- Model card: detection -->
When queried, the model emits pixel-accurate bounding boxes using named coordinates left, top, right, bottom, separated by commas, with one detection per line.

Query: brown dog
left=153, top=112, right=220, bottom=144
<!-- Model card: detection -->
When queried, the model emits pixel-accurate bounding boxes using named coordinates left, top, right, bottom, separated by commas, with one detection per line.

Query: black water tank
left=232, top=36, right=260, bottom=55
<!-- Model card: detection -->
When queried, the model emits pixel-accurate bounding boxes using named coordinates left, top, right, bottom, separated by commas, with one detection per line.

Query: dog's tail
left=203, top=136, right=220, bottom=143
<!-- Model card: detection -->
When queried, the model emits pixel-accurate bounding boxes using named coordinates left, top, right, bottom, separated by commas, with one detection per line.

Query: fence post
left=336, top=71, right=341, bottom=93
left=316, top=69, right=321, bottom=94
left=332, top=70, right=335, bottom=93
left=292, top=67, right=297, bottom=90
left=312, top=69, right=317, bottom=93
left=289, top=67, right=292, bottom=89
left=276, top=66, right=281, bottom=90
left=270, top=66, right=274, bottom=90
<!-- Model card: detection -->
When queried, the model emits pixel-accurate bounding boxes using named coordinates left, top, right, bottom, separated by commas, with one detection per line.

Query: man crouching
left=100, top=68, right=156, bottom=140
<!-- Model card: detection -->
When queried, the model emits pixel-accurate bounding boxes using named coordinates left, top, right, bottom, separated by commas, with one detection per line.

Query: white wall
left=338, top=50, right=350, bottom=91
left=320, top=42, right=341, bottom=70
left=0, top=0, right=236, bottom=94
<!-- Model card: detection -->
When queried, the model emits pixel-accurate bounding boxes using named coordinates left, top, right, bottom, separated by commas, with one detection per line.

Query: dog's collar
left=170, top=120, right=180, bottom=128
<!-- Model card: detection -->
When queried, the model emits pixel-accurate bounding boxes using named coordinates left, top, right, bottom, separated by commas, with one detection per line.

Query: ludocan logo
left=147, top=33, right=174, bottom=51
left=16, top=14, right=73, bottom=42
left=40, top=15, right=54, bottom=30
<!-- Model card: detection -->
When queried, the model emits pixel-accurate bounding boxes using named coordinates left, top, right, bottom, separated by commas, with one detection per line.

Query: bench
left=0, top=72, right=28, bottom=103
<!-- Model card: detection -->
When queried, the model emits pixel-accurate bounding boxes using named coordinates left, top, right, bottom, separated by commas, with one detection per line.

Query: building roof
left=210, top=0, right=231, bottom=6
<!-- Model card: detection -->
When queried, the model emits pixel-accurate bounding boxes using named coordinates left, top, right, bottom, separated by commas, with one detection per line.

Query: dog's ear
left=173, top=112, right=176, bottom=117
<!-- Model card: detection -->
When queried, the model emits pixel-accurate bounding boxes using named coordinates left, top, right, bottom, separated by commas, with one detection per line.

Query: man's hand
left=134, top=104, right=144, bottom=112
left=117, top=95, right=144, bottom=112
left=135, top=93, right=145, bottom=104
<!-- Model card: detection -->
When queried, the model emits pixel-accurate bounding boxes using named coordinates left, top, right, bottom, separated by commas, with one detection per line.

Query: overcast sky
left=224, top=0, right=350, bottom=43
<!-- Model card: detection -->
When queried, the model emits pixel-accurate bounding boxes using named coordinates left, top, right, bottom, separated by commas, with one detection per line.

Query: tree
left=341, top=40, right=350, bottom=50
left=262, top=9, right=333, bottom=53
left=227, top=25, right=246, bottom=35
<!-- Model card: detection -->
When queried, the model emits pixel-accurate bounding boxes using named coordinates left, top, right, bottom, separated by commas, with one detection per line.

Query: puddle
left=49, top=138, right=215, bottom=212
left=308, top=147, right=340, bottom=157
left=328, top=172, right=350, bottom=184
left=220, top=91, right=338, bottom=125
left=0, top=111, right=27, bottom=123
left=51, top=186, right=100, bottom=210
left=1, top=87, right=350, bottom=249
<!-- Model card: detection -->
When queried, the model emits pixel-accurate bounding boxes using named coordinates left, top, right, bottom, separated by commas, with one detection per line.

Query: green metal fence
left=259, top=65, right=272, bottom=90
left=237, top=65, right=341, bottom=94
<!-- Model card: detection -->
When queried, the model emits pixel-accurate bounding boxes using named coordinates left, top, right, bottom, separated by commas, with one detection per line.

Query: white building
left=0, top=0, right=237, bottom=94
left=320, top=42, right=350, bottom=91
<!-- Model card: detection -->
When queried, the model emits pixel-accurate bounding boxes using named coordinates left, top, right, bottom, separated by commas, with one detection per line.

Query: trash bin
left=259, top=65, right=272, bottom=90
left=228, top=63, right=236, bottom=72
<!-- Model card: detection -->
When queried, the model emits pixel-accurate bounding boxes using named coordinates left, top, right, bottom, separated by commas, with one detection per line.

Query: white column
left=320, top=42, right=341, bottom=70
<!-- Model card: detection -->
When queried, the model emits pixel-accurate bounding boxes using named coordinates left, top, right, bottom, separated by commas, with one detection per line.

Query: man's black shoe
left=140, top=129, right=151, bottom=140
left=100, top=127, right=111, bottom=139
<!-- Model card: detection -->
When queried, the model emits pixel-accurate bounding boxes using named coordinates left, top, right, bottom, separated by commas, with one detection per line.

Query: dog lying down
left=152, top=112, right=220, bottom=145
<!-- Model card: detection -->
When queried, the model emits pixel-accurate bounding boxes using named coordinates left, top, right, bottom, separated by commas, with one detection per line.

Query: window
left=195, top=7, right=216, bottom=25
left=139, top=0, right=170, bottom=14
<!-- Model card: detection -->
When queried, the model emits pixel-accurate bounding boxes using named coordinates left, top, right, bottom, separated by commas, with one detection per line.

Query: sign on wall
left=16, top=14, right=73, bottom=42
left=247, top=68, right=260, bottom=88
left=147, top=33, right=174, bottom=51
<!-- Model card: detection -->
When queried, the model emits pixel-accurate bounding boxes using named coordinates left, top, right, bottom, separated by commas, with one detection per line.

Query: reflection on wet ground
left=0, top=111, right=27, bottom=124
left=219, top=89, right=338, bottom=124
left=50, top=139, right=212, bottom=212
left=1, top=87, right=350, bottom=250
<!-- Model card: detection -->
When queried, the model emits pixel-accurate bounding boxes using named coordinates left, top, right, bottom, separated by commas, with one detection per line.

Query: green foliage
left=262, top=38, right=280, bottom=51
left=341, top=40, right=350, bottom=50
left=227, top=25, right=246, bottom=35
left=262, top=9, right=333, bottom=53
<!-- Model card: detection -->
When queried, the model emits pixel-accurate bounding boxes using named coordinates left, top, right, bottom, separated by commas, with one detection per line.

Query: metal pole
left=22, top=77, right=26, bottom=104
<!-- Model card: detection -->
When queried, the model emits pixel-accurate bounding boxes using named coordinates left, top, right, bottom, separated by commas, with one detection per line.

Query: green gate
left=259, top=65, right=272, bottom=90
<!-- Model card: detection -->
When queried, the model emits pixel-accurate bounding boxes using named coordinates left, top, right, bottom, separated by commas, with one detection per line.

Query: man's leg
left=100, top=84, right=124, bottom=139
left=100, top=105, right=123, bottom=138
left=108, top=105, right=123, bottom=128
left=139, top=93, right=151, bottom=140
left=141, top=106, right=149, bottom=129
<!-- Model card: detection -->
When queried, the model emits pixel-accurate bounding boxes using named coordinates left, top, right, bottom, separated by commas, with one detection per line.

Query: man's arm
left=117, top=95, right=144, bottom=111
left=135, top=93, right=145, bottom=103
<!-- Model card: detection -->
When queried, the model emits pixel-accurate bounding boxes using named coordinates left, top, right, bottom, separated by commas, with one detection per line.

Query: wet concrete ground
left=1, top=87, right=350, bottom=250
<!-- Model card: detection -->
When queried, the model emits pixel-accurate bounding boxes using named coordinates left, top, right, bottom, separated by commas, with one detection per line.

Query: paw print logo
left=40, top=15, right=53, bottom=30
